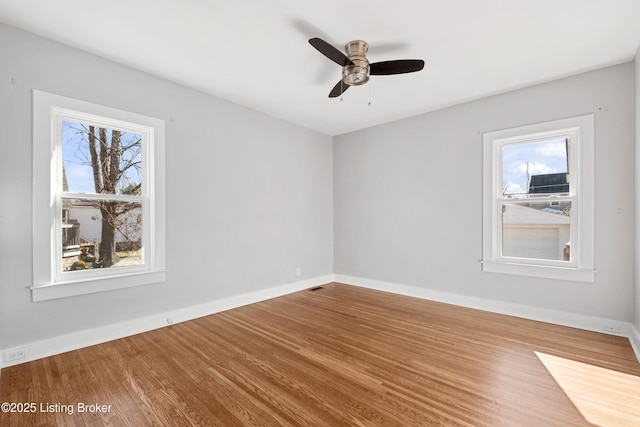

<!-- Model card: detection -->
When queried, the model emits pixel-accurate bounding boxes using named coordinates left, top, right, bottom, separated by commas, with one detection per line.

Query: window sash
left=53, top=110, right=153, bottom=282
left=55, top=194, right=149, bottom=281
left=496, top=196, right=576, bottom=267
left=492, top=130, right=578, bottom=267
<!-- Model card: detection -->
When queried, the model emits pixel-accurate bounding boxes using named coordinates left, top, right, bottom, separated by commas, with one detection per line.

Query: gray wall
left=334, top=63, right=635, bottom=322
left=1, top=21, right=636, bottom=353
left=0, top=23, right=334, bottom=349
left=635, top=46, right=640, bottom=331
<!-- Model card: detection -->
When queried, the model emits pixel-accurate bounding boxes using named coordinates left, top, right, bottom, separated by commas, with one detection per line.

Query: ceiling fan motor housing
left=343, top=40, right=370, bottom=86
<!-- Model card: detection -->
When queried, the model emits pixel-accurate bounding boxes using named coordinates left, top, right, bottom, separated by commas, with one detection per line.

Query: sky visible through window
left=62, top=120, right=142, bottom=194
left=502, top=138, right=567, bottom=195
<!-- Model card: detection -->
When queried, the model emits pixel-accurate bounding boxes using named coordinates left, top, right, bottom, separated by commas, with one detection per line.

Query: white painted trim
left=32, top=89, right=167, bottom=301
left=482, top=115, right=595, bottom=282
left=630, top=324, right=640, bottom=363
left=31, top=270, right=167, bottom=302
left=482, top=261, right=595, bottom=282
left=1, top=275, right=333, bottom=368
left=5, top=274, right=639, bottom=368
left=334, top=274, right=640, bottom=364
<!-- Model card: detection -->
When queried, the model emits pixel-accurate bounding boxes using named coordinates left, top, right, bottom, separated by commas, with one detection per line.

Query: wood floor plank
left=2, top=283, right=639, bottom=426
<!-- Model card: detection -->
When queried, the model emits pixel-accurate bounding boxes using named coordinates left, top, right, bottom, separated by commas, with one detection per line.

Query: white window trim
left=482, top=115, right=595, bottom=282
left=32, top=90, right=166, bottom=301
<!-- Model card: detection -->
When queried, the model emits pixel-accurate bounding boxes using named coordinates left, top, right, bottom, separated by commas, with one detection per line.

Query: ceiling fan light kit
left=309, top=37, right=425, bottom=98
left=343, top=40, right=370, bottom=86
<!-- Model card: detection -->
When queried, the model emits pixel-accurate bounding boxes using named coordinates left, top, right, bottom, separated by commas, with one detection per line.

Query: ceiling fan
left=309, top=38, right=425, bottom=98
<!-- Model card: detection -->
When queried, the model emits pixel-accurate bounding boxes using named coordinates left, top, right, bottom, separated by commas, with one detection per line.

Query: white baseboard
left=630, top=324, right=640, bottom=363
left=334, top=274, right=640, bottom=364
left=4, top=274, right=639, bottom=368
left=1, top=275, right=333, bottom=369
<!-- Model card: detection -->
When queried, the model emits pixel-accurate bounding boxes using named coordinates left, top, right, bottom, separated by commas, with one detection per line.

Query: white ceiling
left=1, top=0, right=639, bottom=136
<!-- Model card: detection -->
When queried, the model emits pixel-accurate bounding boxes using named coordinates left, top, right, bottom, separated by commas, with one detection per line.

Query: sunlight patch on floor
left=535, top=351, right=640, bottom=427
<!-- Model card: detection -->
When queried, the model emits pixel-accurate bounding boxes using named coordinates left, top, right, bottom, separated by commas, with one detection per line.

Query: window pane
left=62, top=120, right=142, bottom=195
left=61, top=198, right=143, bottom=271
left=502, top=201, right=571, bottom=261
left=502, top=138, right=569, bottom=197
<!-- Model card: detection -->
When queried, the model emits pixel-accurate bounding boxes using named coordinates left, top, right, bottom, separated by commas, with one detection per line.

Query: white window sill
left=31, top=270, right=167, bottom=302
left=482, top=261, right=595, bottom=283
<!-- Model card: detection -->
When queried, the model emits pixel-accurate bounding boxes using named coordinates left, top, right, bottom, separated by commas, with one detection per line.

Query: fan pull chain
left=368, top=81, right=371, bottom=106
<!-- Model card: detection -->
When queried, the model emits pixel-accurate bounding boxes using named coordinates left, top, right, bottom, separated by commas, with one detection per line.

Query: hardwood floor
left=2, top=283, right=639, bottom=426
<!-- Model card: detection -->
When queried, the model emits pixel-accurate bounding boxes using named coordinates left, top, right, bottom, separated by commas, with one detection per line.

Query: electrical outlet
left=295, top=267, right=301, bottom=276
left=603, top=324, right=621, bottom=334
left=3, top=347, right=27, bottom=363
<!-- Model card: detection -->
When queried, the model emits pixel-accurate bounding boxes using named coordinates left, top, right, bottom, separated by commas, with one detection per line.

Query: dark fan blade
left=370, top=59, right=425, bottom=75
left=309, top=38, right=353, bottom=67
left=329, top=80, right=350, bottom=98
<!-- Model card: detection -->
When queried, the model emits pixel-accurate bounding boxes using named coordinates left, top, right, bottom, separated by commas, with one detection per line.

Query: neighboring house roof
left=528, top=173, right=568, bottom=194
left=503, top=203, right=570, bottom=225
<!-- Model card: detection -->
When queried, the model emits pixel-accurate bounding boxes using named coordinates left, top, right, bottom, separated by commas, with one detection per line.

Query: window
left=482, top=115, right=594, bottom=282
left=32, top=90, right=166, bottom=301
